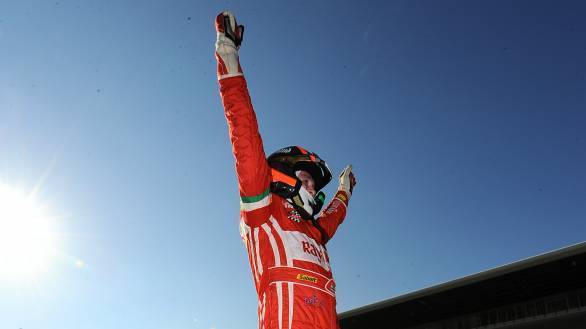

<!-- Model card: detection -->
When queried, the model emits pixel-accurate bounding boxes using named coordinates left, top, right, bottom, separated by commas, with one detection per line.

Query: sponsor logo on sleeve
left=336, top=193, right=347, bottom=203
left=325, top=199, right=341, bottom=215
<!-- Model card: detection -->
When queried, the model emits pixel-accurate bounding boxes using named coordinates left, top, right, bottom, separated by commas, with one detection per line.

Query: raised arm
left=215, top=12, right=271, bottom=223
left=315, top=165, right=356, bottom=243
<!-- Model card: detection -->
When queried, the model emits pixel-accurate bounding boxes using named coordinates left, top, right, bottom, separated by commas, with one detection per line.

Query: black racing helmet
left=267, top=146, right=332, bottom=195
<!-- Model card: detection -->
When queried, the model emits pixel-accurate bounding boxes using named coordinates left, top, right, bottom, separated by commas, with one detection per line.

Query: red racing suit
left=218, top=75, right=350, bottom=329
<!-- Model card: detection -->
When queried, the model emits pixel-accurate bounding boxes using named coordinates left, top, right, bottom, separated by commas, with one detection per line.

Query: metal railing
left=411, top=288, right=586, bottom=329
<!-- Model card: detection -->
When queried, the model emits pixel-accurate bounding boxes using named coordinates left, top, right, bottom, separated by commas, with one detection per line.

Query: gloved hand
left=338, top=165, right=356, bottom=198
left=215, top=11, right=245, bottom=80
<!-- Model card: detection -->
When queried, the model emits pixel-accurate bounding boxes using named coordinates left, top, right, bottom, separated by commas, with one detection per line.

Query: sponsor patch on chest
left=302, top=241, right=325, bottom=263
left=283, top=201, right=302, bottom=222
left=269, top=217, right=331, bottom=271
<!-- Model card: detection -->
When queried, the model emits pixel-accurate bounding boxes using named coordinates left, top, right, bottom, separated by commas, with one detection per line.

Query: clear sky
left=1, top=1, right=585, bottom=328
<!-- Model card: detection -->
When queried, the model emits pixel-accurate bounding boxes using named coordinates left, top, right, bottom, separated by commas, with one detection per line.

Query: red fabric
left=219, top=76, right=349, bottom=329
left=219, top=76, right=271, bottom=209
left=215, top=13, right=225, bottom=33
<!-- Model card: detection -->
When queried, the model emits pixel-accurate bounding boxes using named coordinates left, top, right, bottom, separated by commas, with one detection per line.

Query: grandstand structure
left=339, top=241, right=586, bottom=329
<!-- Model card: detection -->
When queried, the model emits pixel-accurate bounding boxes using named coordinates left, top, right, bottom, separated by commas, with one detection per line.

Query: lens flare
left=0, top=183, right=57, bottom=279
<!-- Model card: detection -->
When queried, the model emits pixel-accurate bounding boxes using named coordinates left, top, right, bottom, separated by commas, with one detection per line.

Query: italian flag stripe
left=240, top=188, right=271, bottom=212
left=241, top=188, right=270, bottom=203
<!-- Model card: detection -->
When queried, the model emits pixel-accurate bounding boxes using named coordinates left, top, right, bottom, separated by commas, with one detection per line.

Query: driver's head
left=267, top=146, right=332, bottom=219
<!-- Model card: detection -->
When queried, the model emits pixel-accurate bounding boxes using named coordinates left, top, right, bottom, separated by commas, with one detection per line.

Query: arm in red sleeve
left=219, top=76, right=272, bottom=226
left=314, top=190, right=350, bottom=244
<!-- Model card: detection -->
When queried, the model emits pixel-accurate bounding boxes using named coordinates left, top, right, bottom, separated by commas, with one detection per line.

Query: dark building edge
left=338, top=241, right=586, bottom=321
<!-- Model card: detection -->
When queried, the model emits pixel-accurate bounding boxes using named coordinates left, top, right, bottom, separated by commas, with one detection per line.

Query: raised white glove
left=214, top=11, right=244, bottom=80
left=338, top=165, right=356, bottom=198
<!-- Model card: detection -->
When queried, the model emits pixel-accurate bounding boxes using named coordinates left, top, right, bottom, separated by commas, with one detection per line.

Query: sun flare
left=0, top=183, right=57, bottom=279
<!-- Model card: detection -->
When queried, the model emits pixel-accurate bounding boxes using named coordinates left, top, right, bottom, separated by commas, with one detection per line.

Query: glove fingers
left=224, top=15, right=234, bottom=36
left=237, top=25, right=245, bottom=43
left=221, top=13, right=243, bottom=48
left=215, top=13, right=226, bottom=33
left=340, top=164, right=352, bottom=178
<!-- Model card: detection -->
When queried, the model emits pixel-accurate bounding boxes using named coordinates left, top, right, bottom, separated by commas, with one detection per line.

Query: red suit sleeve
left=314, top=190, right=350, bottom=244
left=219, top=76, right=271, bottom=227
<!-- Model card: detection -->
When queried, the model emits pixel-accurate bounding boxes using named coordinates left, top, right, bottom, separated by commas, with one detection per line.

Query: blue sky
left=1, top=1, right=585, bottom=328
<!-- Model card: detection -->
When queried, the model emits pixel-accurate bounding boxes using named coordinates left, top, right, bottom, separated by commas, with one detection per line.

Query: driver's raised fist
left=215, top=11, right=244, bottom=79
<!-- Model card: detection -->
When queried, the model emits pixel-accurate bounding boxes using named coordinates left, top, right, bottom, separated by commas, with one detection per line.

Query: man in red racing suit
left=215, top=12, right=356, bottom=329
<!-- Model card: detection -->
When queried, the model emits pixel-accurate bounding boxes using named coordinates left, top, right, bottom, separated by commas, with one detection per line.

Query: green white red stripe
left=240, top=188, right=271, bottom=212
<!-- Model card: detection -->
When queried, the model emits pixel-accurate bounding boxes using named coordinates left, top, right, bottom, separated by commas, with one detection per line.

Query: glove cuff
left=338, top=182, right=352, bottom=199
left=334, top=190, right=350, bottom=205
left=215, top=52, right=243, bottom=80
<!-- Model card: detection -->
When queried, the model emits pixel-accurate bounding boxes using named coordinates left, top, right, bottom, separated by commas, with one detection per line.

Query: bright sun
left=0, top=183, right=57, bottom=279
